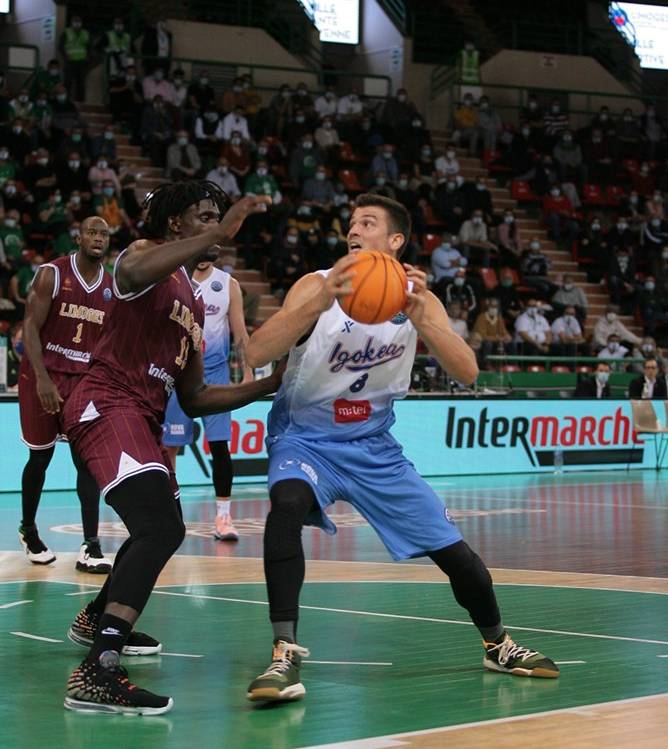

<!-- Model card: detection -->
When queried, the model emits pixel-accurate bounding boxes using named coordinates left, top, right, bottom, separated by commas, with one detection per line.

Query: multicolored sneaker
left=483, top=632, right=559, bottom=678
left=214, top=514, right=239, bottom=542
left=64, top=651, right=173, bottom=715
left=75, top=539, right=113, bottom=574
left=18, top=523, right=56, bottom=565
left=68, top=604, right=162, bottom=656
left=246, top=640, right=310, bottom=702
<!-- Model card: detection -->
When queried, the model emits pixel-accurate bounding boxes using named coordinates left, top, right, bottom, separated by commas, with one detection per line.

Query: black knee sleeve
left=264, top=479, right=316, bottom=561
left=428, top=540, right=500, bottom=629
left=209, top=440, right=233, bottom=497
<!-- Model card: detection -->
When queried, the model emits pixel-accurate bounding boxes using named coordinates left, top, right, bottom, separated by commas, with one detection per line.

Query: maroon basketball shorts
left=18, top=364, right=77, bottom=450
left=64, top=390, right=178, bottom=499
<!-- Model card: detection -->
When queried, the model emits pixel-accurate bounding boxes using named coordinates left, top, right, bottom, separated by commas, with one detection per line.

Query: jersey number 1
left=175, top=336, right=190, bottom=370
left=72, top=322, right=83, bottom=344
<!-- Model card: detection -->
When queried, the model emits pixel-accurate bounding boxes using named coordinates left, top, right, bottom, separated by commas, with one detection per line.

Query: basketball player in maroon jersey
left=62, top=181, right=276, bottom=715
left=18, top=215, right=112, bottom=573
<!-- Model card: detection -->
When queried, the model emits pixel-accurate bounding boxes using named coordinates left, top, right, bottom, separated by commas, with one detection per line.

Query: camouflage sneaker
left=483, top=632, right=560, bottom=678
left=246, top=640, right=310, bottom=702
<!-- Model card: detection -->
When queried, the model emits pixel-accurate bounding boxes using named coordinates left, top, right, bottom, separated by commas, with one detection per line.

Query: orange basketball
left=339, top=250, right=408, bottom=324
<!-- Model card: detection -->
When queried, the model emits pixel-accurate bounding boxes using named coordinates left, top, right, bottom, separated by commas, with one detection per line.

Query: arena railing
left=485, top=355, right=647, bottom=371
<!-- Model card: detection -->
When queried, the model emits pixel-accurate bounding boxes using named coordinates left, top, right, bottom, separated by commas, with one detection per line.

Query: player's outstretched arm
left=116, top=195, right=272, bottom=295
left=246, top=254, right=358, bottom=368
left=403, top=265, right=479, bottom=385
left=22, top=266, right=63, bottom=414
left=176, top=349, right=284, bottom=418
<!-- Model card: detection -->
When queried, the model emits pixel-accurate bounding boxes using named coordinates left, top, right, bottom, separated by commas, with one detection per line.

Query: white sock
left=216, top=500, right=231, bottom=518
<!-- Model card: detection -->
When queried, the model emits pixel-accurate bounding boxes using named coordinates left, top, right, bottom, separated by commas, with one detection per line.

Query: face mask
left=617, top=222, right=628, bottom=231
left=103, top=187, right=115, bottom=197
left=504, top=215, right=514, bottom=224
left=521, top=128, right=530, bottom=136
left=551, top=105, right=560, bottom=113
left=550, top=188, right=560, bottom=197
left=476, top=183, right=485, bottom=191
left=18, top=95, right=28, bottom=104
left=488, top=307, right=499, bottom=318
left=654, top=194, right=663, bottom=203
left=662, top=249, right=668, bottom=259
left=591, top=222, right=600, bottom=231
left=382, top=151, right=393, bottom=160
left=177, top=137, right=188, bottom=146
left=398, top=179, right=408, bottom=190
left=642, top=343, right=654, bottom=352
left=646, top=282, right=656, bottom=291
left=53, top=194, right=61, bottom=203
left=609, top=342, right=619, bottom=351
left=376, top=177, right=386, bottom=186
left=298, top=89, right=307, bottom=96
left=231, top=138, right=241, bottom=146
left=421, top=149, right=431, bottom=158
left=397, top=94, right=407, bottom=102
left=454, top=277, right=465, bottom=287
left=218, top=165, right=228, bottom=174
left=126, top=74, right=136, bottom=83
left=472, top=216, right=482, bottom=225
left=174, top=78, right=183, bottom=86
left=258, top=146, right=268, bottom=155
left=114, top=24, right=123, bottom=33
left=529, top=101, right=537, bottom=110
left=281, top=90, right=290, bottom=98
left=640, top=168, right=649, bottom=176
left=563, top=135, right=573, bottom=143
left=361, top=122, right=371, bottom=131
left=530, top=241, right=540, bottom=251
left=596, top=371, right=609, bottom=384
left=257, top=168, right=268, bottom=176
left=153, top=71, right=163, bottom=81
left=72, top=20, right=82, bottom=29
left=200, top=78, right=209, bottom=86
left=527, top=307, right=537, bottom=318
left=606, top=312, right=616, bottom=323
left=302, top=141, right=313, bottom=150
left=446, top=150, right=455, bottom=159
left=104, top=131, right=114, bottom=140
left=446, top=181, right=456, bottom=191
left=70, top=228, right=80, bottom=237
left=564, top=314, right=576, bottom=324
left=455, top=175, right=465, bottom=187
left=0, top=150, right=7, bottom=160
left=628, top=195, right=638, bottom=205
left=413, top=120, right=421, bottom=128
left=13, top=126, right=22, bottom=134
left=326, top=236, right=338, bottom=247
left=564, top=283, right=574, bottom=291
left=480, top=102, right=489, bottom=110
left=233, top=85, right=242, bottom=93
left=286, top=235, right=298, bottom=245
left=501, top=278, right=512, bottom=287
left=71, top=196, right=81, bottom=205
left=205, top=112, right=218, bottom=122
left=49, top=68, right=59, bottom=77
left=652, top=218, right=661, bottom=227
left=463, top=99, right=473, bottom=107
left=97, top=161, right=108, bottom=170
left=340, top=210, right=350, bottom=220
left=315, top=172, right=325, bottom=181
left=5, top=187, right=16, bottom=196
left=295, top=116, right=305, bottom=124
left=323, top=121, right=332, bottom=129
left=624, top=116, right=632, bottom=122
left=4, top=218, right=16, bottom=227
left=592, top=135, right=602, bottom=143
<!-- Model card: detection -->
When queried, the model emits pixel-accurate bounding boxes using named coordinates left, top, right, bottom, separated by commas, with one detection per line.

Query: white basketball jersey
left=268, top=270, right=417, bottom=442
left=198, top=267, right=231, bottom=370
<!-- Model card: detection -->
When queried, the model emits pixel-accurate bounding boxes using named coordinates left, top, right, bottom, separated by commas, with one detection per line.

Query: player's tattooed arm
left=246, top=254, right=358, bottom=367
left=177, top=349, right=284, bottom=417
left=22, top=266, right=63, bottom=413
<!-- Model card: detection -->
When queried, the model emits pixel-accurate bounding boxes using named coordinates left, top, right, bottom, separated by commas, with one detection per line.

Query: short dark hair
left=354, top=193, right=411, bottom=255
left=142, top=180, right=230, bottom=238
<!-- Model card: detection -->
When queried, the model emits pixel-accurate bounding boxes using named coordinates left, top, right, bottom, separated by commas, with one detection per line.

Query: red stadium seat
left=623, top=159, right=639, bottom=174
left=422, top=203, right=444, bottom=228
left=483, top=149, right=511, bottom=174
left=338, top=169, right=363, bottom=192
left=604, top=185, right=625, bottom=206
left=420, top=233, right=441, bottom=256
left=583, top=183, right=606, bottom=206
left=339, top=141, right=363, bottom=163
left=551, top=365, right=572, bottom=373
left=510, top=179, right=540, bottom=203
left=502, top=365, right=521, bottom=372
left=527, top=365, right=546, bottom=372
left=479, top=267, right=499, bottom=290
left=576, top=365, right=593, bottom=373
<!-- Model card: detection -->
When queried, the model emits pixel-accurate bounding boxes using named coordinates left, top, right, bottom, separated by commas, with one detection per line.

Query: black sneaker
left=64, top=651, right=173, bottom=715
left=75, top=539, right=112, bottom=574
left=483, top=632, right=560, bottom=678
left=18, top=523, right=56, bottom=565
left=68, top=604, right=163, bottom=656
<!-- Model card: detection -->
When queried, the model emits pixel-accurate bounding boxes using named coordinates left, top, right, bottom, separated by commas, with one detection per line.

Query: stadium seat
left=479, top=267, right=499, bottom=290
left=576, top=365, right=593, bottom=373
left=422, top=203, right=444, bottom=228
left=338, top=169, right=363, bottom=192
left=604, top=185, right=625, bottom=206
left=510, top=179, right=540, bottom=203
left=339, top=141, right=363, bottom=163
left=501, top=365, right=521, bottom=372
left=551, top=365, right=571, bottom=373
left=623, top=159, right=639, bottom=175
left=527, top=365, right=546, bottom=372
left=420, top=233, right=441, bottom=256
left=583, top=183, right=606, bottom=206
left=483, top=149, right=511, bottom=174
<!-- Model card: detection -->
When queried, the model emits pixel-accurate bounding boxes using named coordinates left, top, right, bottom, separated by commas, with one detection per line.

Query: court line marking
left=295, top=691, right=668, bottom=749
left=151, top=590, right=668, bottom=646
left=307, top=660, right=393, bottom=666
left=161, top=652, right=203, bottom=658
left=554, top=660, right=586, bottom=665
left=657, top=655, right=668, bottom=658
left=11, top=631, right=63, bottom=643
left=0, top=600, right=32, bottom=609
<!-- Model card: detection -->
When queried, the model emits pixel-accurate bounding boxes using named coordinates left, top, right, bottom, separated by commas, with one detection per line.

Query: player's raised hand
left=215, top=195, right=272, bottom=241
left=319, top=254, right=358, bottom=311
left=36, top=374, right=63, bottom=414
left=403, top=263, right=428, bottom=325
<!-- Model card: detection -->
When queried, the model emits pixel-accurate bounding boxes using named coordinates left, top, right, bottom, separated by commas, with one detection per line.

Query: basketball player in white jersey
left=245, top=194, right=558, bottom=703
left=163, top=253, right=253, bottom=540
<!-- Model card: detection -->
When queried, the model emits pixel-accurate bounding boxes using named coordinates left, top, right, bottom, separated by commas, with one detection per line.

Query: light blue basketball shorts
left=162, top=364, right=231, bottom=447
left=267, top=430, right=462, bottom=560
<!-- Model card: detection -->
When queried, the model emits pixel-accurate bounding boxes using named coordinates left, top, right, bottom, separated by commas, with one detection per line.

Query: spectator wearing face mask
left=542, top=184, right=579, bottom=246
left=291, top=83, right=315, bottom=122
left=370, top=143, right=399, bottom=185
left=607, top=248, right=637, bottom=311
left=30, top=59, right=63, bottom=99
left=551, top=274, right=588, bottom=320
left=269, top=227, right=306, bottom=296
left=497, top=270, right=523, bottom=327
left=222, top=77, right=247, bottom=115
left=205, top=157, right=240, bottom=200
left=336, top=87, right=364, bottom=122
left=582, top=128, right=614, bottom=185
left=314, top=117, right=340, bottom=157
left=53, top=221, right=81, bottom=257
left=1, top=118, right=32, bottom=164
left=245, top=160, right=281, bottom=201
left=140, top=95, right=173, bottom=167
left=431, top=233, right=467, bottom=283
left=434, top=145, right=460, bottom=178
left=22, top=148, right=57, bottom=202
left=497, top=210, right=521, bottom=267
left=598, top=336, right=628, bottom=365
left=166, top=130, right=201, bottom=180
left=514, top=299, right=552, bottom=355
left=222, top=106, right=250, bottom=142
left=473, top=298, right=512, bottom=361
left=653, top=244, right=668, bottom=289
left=542, top=99, right=569, bottom=150
left=330, top=204, right=352, bottom=242
left=645, top=190, right=665, bottom=221
left=10, top=255, right=44, bottom=316
left=520, top=238, right=555, bottom=299
left=0, top=147, right=16, bottom=189
left=458, top=209, right=495, bottom=268
left=94, top=179, right=134, bottom=245
left=629, top=357, right=666, bottom=398
left=195, top=105, right=225, bottom=162
left=553, top=130, right=584, bottom=185
left=0, top=209, right=25, bottom=265
left=49, top=86, right=83, bottom=144
left=142, top=67, right=176, bottom=105
left=520, top=95, right=543, bottom=129
left=591, top=106, right=616, bottom=141
left=435, top=269, right=477, bottom=320
left=140, top=19, right=173, bottom=76
left=315, top=87, right=338, bottom=119
left=400, top=115, right=431, bottom=163
left=632, top=337, right=661, bottom=372
left=575, top=361, right=612, bottom=398
left=109, top=65, right=144, bottom=135
left=607, top=216, right=636, bottom=253
left=644, top=215, right=668, bottom=259
left=37, top=189, right=69, bottom=234
left=302, top=166, right=335, bottom=210
left=90, top=125, right=117, bottom=164
left=187, top=70, right=216, bottom=113
left=434, top=174, right=467, bottom=233
left=268, top=85, right=294, bottom=139
left=380, top=88, right=418, bottom=139
left=446, top=301, right=470, bottom=340
left=641, top=103, right=664, bottom=160
left=620, top=191, right=646, bottom=237
left=637, top=275, right=668, bottom=337
left=316, top=230, right=344, bottom=269
left=616, top=108, right=642, bottom=160
left=102, top=18, right=132, bottom=79
left=631, top=161, right=656, bottom=197
left=458, top=41, right=481, bottom=87
left=464, top=177, right=493, bottom=222
left=170, top=69, right=188, bottom=110
left=507, top=124, right=538, bottom=177
left=87, top=155, right=121, bottom=196
left=221, top=130, right=251, bottom=180
left=551, top=305, right=587, bottom=357
left=452, top=95, right=480, bottom=156
left=289, top=135, right=323, bottom=187
left=477, top=97, right=502, bottom=153
left=593, top=307, right=642, bottom=350
left=8, top=89, right=35, bottom=127
left=59, top=15, right=90, bottom=102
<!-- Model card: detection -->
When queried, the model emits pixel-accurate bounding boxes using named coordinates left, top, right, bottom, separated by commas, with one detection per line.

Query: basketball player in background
left=18, top=216, right=113, bottom=574
left=245, top=194, right=558, bottom=703
left=163, top=254, right=253, bottom=542
left=62, top=182, right=278, bottom=715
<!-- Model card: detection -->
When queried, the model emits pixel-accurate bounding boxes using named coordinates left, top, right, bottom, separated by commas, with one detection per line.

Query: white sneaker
left=75, top=539, right=112, bottom=574
left=18, top=524, right=56, bottom=565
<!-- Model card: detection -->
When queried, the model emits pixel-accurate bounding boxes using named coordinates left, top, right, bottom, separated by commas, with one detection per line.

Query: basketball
left=339, top=251, right=408, bottom=324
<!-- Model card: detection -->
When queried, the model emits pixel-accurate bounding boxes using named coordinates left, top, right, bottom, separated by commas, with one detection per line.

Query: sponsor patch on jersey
left=210, top=280, right=223, bottom=292
left=103, top=287, right=112, bottom=302
left=169, top=424, right=186, bottom=435
left=334, top=398, right=372, bottom=423
left=390, top=312, right=408, bottom=325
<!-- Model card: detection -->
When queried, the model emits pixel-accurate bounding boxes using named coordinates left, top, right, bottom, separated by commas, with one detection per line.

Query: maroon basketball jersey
left=80, top=252, right=205, bottom=425
left=26, top=254, right=113, bottom=389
